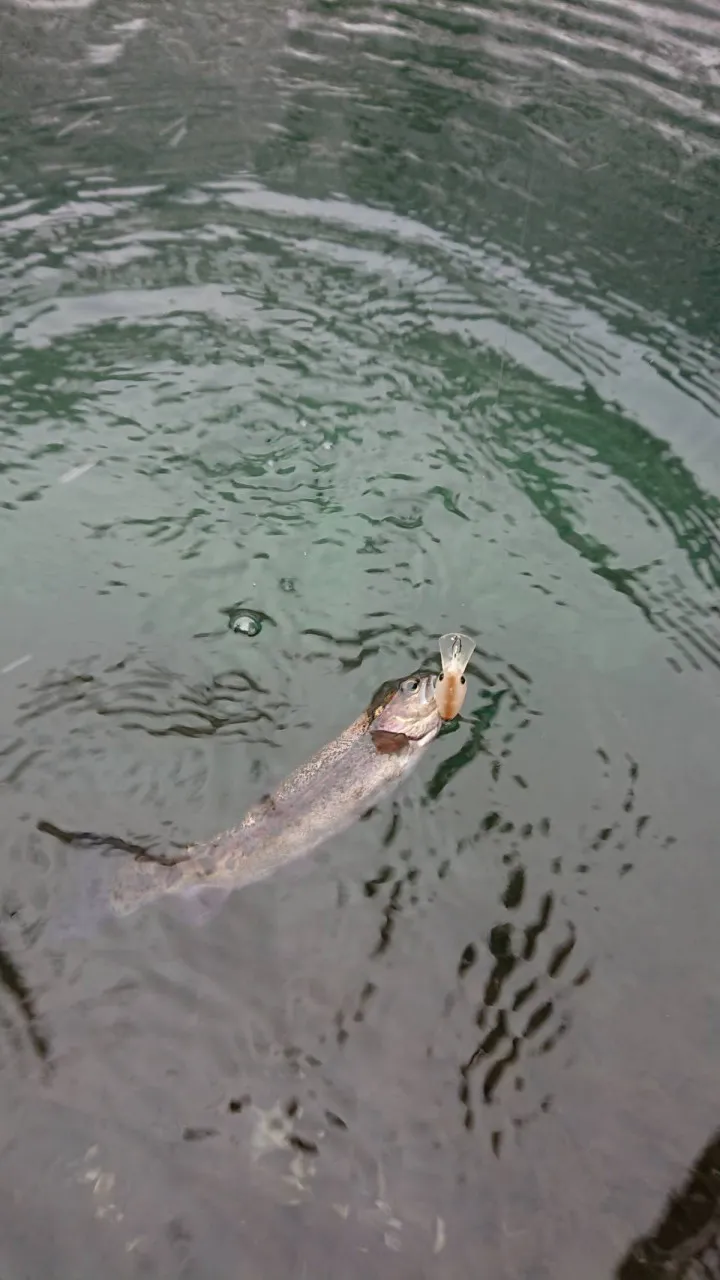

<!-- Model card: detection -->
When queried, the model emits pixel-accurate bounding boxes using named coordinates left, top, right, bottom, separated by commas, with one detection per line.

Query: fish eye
left=401, top=677, right=419, bottom=693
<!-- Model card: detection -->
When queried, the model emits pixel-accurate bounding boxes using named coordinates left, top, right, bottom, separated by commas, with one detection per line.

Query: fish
left=50, top=667, right=451, bottom=940
left=435, top=632, right=476, bottom=720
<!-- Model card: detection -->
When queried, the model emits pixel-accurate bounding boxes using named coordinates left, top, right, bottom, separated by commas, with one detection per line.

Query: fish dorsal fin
left=371, top=729, right=410, bottom=755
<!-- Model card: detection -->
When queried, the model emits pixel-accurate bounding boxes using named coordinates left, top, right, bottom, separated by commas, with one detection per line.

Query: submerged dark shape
left=615, top=1125, right=720, bottom=1279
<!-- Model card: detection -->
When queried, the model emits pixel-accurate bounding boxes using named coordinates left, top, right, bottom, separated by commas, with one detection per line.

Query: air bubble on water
left=279, top=577, right=295, bottom=594
left=229, top=612, right=262, bottom=637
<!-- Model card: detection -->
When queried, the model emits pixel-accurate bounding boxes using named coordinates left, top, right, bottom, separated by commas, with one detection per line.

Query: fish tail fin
left=40, top=846, right=176, bottom=944
left=40, top=854, right=119, bottom=946
left=37, top=848, right=229, bottom=945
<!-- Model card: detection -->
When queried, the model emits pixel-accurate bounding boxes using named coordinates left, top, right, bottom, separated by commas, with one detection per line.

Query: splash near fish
left=435, top=632, right=476, bottom=720
left=48, top=636, right=473, bottom=939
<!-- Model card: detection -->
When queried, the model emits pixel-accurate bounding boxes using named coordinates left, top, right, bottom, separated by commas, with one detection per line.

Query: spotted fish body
left=108, top=671, right=442, bottom=923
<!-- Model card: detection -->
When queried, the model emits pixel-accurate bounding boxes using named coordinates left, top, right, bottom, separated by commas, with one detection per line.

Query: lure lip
left=438, top=632, right=475, bottom=677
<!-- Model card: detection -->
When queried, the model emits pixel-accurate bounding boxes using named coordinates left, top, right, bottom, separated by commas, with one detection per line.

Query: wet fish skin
left=109, top=671, right=441, bottom=922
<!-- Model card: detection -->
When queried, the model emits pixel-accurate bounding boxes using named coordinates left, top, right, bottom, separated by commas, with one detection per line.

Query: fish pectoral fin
left=370, top=729, right=410, bottom=754
left=244, top=792, right=277, bottom=826
left=170, top=884, right=230, bottom=927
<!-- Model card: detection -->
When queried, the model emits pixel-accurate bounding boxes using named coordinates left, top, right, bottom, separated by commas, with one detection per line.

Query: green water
left=1, top=0, right=720, bottom=1275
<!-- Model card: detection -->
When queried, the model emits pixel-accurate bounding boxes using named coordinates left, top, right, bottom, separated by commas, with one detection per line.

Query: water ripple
left=0, top=0, right=719, bottom=1273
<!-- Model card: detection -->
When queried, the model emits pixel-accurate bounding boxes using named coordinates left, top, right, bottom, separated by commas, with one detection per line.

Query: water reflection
left=0, top=0, right=718, bottom=1272
left=456, top=885, right=588, bottom=1149
left=482, top=387, right=720, bottom=676
left=328, top=721, right=673, bottom=1159
left=14, top=654, right=280, bottom=742
left=0, top=930, right=50, bottom=1071
left=6, top=622, right=674, bottom=1168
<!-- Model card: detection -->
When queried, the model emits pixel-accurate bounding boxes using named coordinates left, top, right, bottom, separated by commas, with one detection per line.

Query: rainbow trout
left=66, top=668, right=447, bottom=933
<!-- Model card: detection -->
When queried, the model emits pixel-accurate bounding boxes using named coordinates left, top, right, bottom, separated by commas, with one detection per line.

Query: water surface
left=1, top=0, right=720, bottom=1275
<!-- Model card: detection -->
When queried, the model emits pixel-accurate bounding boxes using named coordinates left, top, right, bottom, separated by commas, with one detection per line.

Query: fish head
left=367, top=671, right=441, bottom=753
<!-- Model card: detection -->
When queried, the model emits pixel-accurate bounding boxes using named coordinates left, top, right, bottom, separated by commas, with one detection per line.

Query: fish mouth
left=420, top=673, right=438, bottom=704
left=417, top=723, right=440, bottom=746
left=415, top=673, right=443, bottom=741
